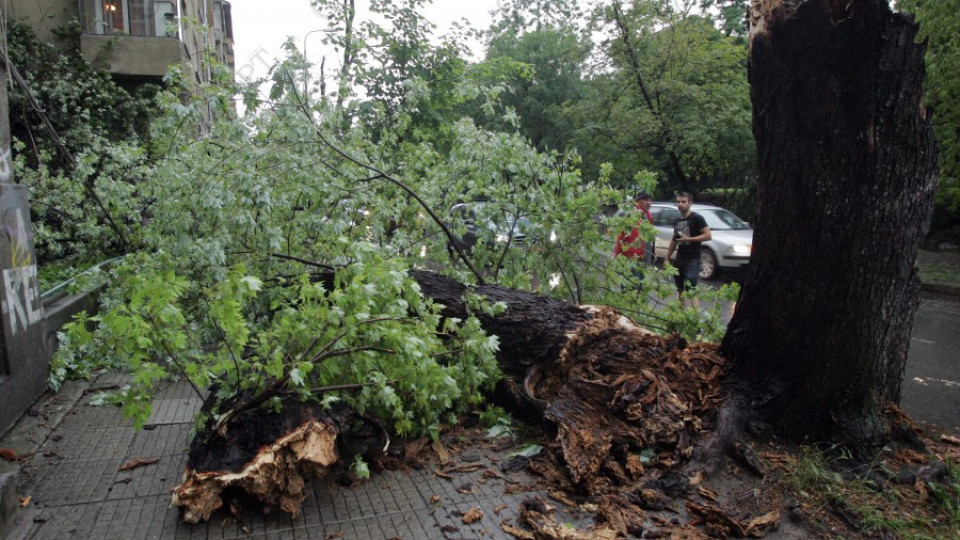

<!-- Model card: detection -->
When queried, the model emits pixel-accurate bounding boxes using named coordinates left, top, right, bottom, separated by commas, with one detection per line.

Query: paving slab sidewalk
left=1, top=372, right=571, bottom=540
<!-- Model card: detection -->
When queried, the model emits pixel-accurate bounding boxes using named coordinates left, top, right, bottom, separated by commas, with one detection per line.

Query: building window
left=81, top=0, right=178, bottom=37
left=102, top=1, right=128, bottom=34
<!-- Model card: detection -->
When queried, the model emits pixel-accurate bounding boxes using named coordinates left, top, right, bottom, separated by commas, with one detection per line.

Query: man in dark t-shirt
left=665, top=192, right=711, bottom=309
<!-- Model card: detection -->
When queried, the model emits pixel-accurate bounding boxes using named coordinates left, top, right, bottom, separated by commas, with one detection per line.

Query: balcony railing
left=80, top=0, right=178, bottom=38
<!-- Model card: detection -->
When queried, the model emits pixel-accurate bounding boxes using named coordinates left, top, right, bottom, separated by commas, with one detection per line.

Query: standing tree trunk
left=720, top=0, right=938, bottom=450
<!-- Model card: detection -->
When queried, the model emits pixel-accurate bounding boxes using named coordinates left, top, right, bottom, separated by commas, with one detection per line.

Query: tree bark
left=721, top=0, right=938, bottom=449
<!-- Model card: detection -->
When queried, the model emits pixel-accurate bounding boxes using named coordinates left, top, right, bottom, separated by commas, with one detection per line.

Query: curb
left=920, top=282, right=960, bottom=297
left=0, top=380, right=88, bottom=538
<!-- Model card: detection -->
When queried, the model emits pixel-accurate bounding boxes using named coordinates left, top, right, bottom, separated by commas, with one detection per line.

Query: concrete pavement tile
left=0, top=381, right=87, bottom=458
left=153, top=380, right=204, bottom=401
left=127, top=423, right=193, bottom=459
left=30, top=426, right=135, bottom=464
left=63, top=400, right=136, bottom=430
left=145, top=398, right=203, bottom=426
left=87, top=495, right=176, bottom=540
left=93, top=372, right=135, bottom=386
left=105, top=453, right=187, bottom=501
left=5, top=503, right=88, bottom=539
left=18, top=458, right=124, bottom=506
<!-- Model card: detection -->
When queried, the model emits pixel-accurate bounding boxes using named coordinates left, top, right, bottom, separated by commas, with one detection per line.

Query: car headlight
left=730, top=244, right=751, bottom=255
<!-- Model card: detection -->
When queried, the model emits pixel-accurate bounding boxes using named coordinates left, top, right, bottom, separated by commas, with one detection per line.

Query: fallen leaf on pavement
left=20, top=496, right=31, bottom=507
left=463, top=507, right=483, bottom=524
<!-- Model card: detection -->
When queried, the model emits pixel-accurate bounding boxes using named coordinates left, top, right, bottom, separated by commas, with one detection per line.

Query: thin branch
left=282, top=70, right=487, bottom=284
left=199, top=297, right=244, bottom=401
left=308, top=345, right=395, bottom=365
left=144, top=315, right=205, bottom=400
left=271, top=252, right=337, bottom=271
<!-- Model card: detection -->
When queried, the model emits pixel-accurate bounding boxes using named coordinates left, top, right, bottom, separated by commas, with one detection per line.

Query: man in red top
left=614, top=191, right=655, bottom=264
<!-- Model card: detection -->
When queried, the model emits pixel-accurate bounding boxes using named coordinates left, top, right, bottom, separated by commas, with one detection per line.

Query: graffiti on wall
left=1, top=207, right=42, bottom=335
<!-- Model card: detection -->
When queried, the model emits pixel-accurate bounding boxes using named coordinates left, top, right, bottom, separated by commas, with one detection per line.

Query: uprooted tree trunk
left=719, top=0, right=938, bottom=451
left=172, top=269, right=728, bottom=522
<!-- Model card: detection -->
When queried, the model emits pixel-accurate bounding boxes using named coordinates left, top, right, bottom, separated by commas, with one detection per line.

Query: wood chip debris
left=687, top=501, right=780, bottom=538
left=119, top=457, right=160, bottom=471
left=941, top=434, right=960, bottom=446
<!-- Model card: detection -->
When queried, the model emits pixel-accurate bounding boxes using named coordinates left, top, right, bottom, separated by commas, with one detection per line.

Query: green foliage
left=42, top=0, right=742, bottom=441
left=509, top=443, right=543, bottom=458
left=481, top=1, right=591, bottom=153
left=575, top=1, right=755, bottom=192
left=6, top=20, right=158, bottom=170
left=899, top=0, right=960, bottom=229
left=7, top=20, right=159, bottom=270
left=54, top=250, right=501, bottom=436
left=352, top=455, right=371, bottom=480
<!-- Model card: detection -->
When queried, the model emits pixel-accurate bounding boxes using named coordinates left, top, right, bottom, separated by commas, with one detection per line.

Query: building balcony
left=78, top=0, right=183, bottom=79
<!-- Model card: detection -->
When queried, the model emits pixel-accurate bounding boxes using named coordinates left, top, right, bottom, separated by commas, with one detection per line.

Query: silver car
left=649, top=203, right=753, bottom=279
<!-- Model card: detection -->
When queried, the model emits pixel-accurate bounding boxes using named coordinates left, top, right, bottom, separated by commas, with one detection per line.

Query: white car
left=649, top=202, right=753, bottom=279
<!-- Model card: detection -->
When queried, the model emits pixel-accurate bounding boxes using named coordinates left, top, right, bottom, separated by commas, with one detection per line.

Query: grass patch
left=785, top=447, right=960, bottom=539
left=917, top=249, right=960, bottom=288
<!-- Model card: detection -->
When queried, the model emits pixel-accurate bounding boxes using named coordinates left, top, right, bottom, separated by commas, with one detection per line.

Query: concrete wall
left=81, top=34, right=183, bottom=77
left=5, top=0, right=75, bottom=45
left=0, top=289, right=98, bottom=437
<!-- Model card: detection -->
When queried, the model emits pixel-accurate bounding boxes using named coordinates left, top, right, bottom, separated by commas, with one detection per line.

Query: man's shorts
left=673, top=256, right=701, bottom=292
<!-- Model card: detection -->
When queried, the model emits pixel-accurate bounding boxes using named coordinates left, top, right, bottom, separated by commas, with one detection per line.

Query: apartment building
left=7, top=0, right=234, bottom=86
left=0, top=0, right=235, bottom=437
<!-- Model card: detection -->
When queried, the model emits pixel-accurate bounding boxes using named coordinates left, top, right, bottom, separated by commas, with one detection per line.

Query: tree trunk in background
left=720, top=0, right=938, bottom=449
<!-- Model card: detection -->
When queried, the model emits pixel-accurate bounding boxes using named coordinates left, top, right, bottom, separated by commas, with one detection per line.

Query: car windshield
left=701, top=209, right=750, bottom=230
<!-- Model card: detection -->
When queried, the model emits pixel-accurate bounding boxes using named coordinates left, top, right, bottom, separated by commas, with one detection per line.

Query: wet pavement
left=1, top=373, right=573, bottom=539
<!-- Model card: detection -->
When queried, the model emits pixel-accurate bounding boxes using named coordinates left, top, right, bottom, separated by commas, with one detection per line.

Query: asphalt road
left=901, top=291, right=960, bottom=436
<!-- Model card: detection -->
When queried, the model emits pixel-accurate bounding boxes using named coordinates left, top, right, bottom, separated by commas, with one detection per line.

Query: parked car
left=649, top=202, right=753, bottom=279
left=446, top=202, right=529, bottom=253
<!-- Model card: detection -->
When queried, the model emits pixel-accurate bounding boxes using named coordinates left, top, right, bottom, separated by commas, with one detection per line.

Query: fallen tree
left=172, top=269, right=728, bottom=526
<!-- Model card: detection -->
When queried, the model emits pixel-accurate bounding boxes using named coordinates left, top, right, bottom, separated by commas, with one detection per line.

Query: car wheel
left=700, top=249, right=718, bottom=280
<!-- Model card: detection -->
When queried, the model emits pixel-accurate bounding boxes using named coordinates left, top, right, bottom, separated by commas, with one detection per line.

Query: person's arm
left=679, top=226, right=711, bottom=243
left=666, top=237, right=677, bottom=262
